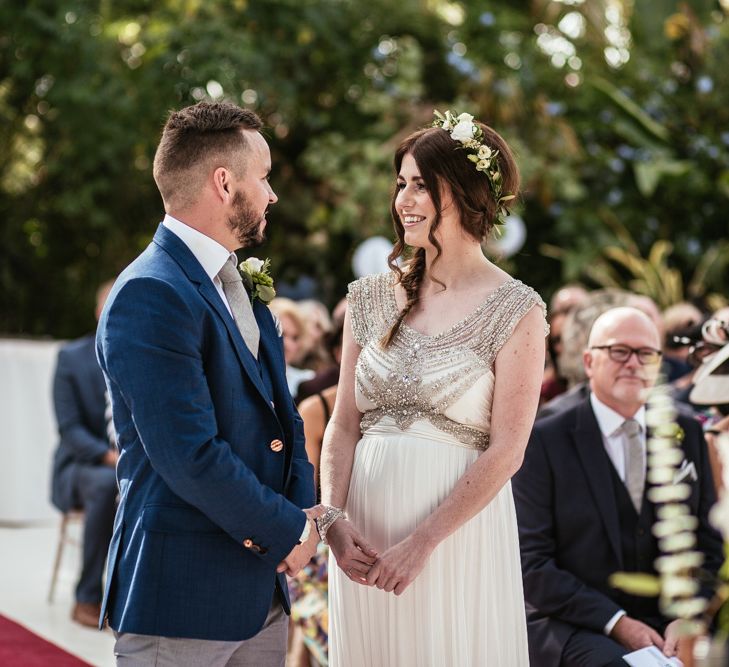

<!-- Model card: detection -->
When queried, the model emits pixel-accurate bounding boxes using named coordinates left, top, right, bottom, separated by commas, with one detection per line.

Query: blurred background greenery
left=2, top=0, right=728, bottom=338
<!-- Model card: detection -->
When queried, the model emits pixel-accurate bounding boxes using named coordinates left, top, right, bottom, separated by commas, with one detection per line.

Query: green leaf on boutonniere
left=238, top=257, right=276, bottom=305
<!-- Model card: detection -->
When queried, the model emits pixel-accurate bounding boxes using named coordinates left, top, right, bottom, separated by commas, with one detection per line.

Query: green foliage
left=1, top=0, right=728, bottom=336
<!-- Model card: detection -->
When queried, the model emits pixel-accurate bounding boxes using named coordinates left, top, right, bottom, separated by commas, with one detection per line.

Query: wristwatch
left=297, top=517, right=311, bottom=545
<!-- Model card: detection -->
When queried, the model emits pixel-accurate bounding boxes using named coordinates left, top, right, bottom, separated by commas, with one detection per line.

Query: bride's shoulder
left=346, top=272, right=397, bottom=346
left=489, top=278, right=549, bottom=338
left=347, top=271, right=396, bottom=306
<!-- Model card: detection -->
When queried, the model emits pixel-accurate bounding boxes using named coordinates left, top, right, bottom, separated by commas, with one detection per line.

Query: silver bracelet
left=316, top=505, right=346, bottom=544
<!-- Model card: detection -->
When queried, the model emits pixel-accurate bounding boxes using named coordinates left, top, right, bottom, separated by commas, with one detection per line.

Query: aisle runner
left=0, top=614, right=92, bottom=666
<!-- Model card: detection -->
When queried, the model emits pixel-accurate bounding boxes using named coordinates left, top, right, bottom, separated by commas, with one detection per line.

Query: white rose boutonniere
left=238, top=257, right=276, bottom=305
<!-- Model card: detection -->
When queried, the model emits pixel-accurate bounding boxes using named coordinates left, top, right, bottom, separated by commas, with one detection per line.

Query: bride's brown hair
left=381, top=121, right=520, bottom=347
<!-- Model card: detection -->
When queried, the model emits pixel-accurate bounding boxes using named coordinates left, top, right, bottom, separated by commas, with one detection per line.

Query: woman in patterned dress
left=318, top=113, right=548, bottom=666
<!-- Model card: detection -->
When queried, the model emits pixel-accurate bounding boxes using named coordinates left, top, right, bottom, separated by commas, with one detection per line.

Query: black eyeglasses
left=590, top=344, right=663, bottom=365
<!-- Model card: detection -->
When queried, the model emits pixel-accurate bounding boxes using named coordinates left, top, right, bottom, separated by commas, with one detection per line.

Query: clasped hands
left=327, top=518, right=432, bottom=596
left=276, top=505, right=325, bottom=576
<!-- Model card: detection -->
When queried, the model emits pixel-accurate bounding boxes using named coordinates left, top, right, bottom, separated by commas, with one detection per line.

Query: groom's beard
left=227, top=190, right=266, bottom=248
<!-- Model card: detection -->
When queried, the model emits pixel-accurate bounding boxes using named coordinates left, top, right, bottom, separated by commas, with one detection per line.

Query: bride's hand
left=366, top=533, right=433, bottom=595
left=328, top=518, right=378, bottom=584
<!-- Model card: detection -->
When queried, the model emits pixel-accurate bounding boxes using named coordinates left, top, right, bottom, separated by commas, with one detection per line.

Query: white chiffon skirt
left=328, top=420, right=529, bottom=667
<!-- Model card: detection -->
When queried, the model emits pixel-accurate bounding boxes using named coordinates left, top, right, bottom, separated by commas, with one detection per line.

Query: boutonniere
left=238, top=257, right=276, bottom=305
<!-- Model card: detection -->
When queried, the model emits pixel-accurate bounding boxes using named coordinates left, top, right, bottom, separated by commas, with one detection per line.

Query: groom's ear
left=212, top=166, right=232, bottom=202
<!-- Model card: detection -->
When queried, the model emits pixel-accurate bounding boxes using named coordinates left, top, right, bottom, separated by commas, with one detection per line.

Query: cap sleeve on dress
left=480, top=281, right=548, bottom=367
left=346, top=272, right=397, bottom=348
left=347, top=277, right=371, bottom=347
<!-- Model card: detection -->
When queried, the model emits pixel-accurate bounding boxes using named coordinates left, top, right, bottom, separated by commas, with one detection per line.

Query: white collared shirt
left=589, top=393, right=646, bottom=484
left=589, top=392, right=646, bottom=635
left=162, top=214, right=236, bottom=316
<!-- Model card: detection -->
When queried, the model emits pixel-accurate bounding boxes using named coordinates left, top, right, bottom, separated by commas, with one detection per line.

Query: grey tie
left=621, top=419, right=645, bottom=513
left=218, top=259, right=260, bottom=358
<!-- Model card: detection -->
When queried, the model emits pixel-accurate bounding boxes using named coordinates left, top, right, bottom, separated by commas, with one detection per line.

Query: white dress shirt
left=589, top=393, right=647, bottom=635
left=162, top=214, right=236, bottom=316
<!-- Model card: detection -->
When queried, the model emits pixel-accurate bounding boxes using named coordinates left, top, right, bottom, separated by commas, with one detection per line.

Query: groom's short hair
left=153, top=101, right=263, bottom=211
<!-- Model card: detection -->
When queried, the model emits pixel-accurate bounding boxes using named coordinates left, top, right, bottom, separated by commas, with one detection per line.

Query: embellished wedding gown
left=328, top=272, right=546, bottom=667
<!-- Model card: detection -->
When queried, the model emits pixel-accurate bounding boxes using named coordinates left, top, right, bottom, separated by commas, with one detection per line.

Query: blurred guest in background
left=269, top=297, right=316, bottom=398
left=287, top=317, right=344, bottom=667
left=541, top=284, right=589, bottom=405
left=298, top=299, right=334, bottom=372
left=661, top=302, right=704, bottom=383
left=689, top=316, right=729, bottom=492
left=297, top=307, right=345, bottom=403
left=50, top=279, right=118, bottom=628
left=298, top=317, right=344, bottom=488
left=627, top=294, right=664, bottom=342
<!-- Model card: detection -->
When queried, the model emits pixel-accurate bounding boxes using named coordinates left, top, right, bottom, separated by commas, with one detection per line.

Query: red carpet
left=0, top=614, right=92, bottom=666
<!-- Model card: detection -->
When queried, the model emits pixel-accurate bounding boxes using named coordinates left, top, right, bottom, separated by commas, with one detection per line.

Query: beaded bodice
left=348, top=272, right=547, bottom=451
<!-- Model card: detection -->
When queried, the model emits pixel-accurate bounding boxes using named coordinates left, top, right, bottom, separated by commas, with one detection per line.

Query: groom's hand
left=276, top=505, right=325, bottom=576
left=327, top=519, right=378, bottom=585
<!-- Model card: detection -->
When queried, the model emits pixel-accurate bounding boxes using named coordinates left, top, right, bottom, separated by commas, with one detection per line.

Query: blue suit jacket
left=51, top=335, right=110, bottom=512
left=96, top=224, right=315, bottom=641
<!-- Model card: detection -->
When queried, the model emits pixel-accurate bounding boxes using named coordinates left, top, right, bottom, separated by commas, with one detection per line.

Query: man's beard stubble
left=227, top=190, right=266, bottom=248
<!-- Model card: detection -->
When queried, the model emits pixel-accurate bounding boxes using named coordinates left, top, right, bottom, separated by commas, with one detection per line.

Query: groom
left=96, top=102, right=318, bottom=665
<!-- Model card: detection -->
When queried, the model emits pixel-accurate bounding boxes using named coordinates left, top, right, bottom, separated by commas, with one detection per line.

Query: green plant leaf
left=609, top=572, right=661, bottom=597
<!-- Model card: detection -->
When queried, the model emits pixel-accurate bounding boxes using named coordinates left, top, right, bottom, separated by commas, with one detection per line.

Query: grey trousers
left=113, top=601, right=287, bottom=667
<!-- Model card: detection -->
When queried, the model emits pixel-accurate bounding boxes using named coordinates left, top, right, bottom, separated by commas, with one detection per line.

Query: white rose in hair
left=450, top=117, right=476, bottom=142
left=243, top=257, right=265, bottom=273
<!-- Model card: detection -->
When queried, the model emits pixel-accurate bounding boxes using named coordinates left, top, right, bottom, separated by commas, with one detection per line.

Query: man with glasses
left=513, top=307, right=722, bottom=667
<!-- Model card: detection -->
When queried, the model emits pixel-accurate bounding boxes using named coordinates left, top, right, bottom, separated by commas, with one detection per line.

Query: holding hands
left=365, top=532, right=433, bottom=595
left=277, top=505, right=326, bottom=576
left=326, top=517, right=378, bottom=584
left=326, top=510, right=433, bottom=595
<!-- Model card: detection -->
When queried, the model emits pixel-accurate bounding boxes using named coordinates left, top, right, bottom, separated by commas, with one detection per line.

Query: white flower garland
left=432, top=109, right=515, bottom=230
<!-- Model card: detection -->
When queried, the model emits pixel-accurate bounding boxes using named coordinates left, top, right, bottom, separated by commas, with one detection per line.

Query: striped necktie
left=621, top=419, right=645, bottom=513
left=218, top=259, right=260, bottom=358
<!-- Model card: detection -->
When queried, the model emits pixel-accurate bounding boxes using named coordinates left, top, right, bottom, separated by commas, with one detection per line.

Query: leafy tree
left=1, top=0, right=727, bottom=337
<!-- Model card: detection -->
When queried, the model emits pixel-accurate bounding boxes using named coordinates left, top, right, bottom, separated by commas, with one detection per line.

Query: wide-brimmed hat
left=690, top=342, right=729, bottom=406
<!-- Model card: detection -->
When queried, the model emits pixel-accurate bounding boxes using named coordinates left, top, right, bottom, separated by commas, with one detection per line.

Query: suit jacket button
left=270, top=439, right=284, bottom=452
left=243, top=538, right=253, bottom=548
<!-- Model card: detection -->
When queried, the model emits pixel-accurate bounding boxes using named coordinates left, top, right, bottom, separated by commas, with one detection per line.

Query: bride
left=318, top=111, right=547, bottom=666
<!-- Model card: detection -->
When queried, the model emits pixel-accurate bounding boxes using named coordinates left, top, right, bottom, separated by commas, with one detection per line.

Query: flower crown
left=432, top=109, right=515, bottom=230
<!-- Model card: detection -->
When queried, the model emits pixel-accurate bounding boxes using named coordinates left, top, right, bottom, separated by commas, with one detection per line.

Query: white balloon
left=485, top=214, right=527, bottom=258
left=352, top=236, right=394, bottom=277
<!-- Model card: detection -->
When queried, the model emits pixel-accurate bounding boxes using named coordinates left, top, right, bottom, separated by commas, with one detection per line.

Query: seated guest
left=541, top=285, right=589, bottom=406
left=514, top=306, right=723, bottom=667
left=298, top=298, right=334, bottom=373
left=50, top=280, right=119, bottom=627
left=539, top=289, right=632, bottom=420
left=661, top=302, right=704, bottom=383
left=269, top=297, right=316, bottom=399
left=297, top=310, right=344, bottom=403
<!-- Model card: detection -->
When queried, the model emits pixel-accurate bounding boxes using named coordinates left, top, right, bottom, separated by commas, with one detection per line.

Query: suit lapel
left=253, top=301, right=291, bottom=435
left=572, top=399, right=623, bottom=564
left=152, top=224, right=275, bottom=413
